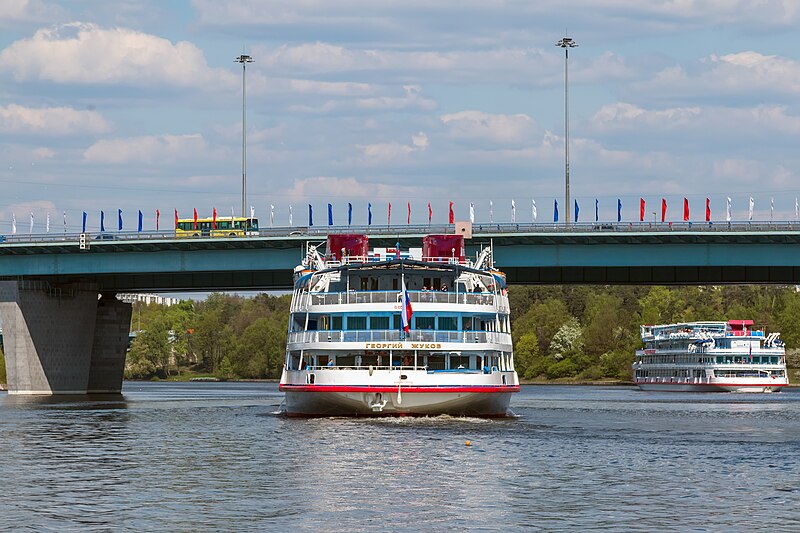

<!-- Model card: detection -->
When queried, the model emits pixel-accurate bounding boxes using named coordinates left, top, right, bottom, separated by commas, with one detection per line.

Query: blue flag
left=368, top=203, right=372, bottom=226
left=574, top=199, right=579, bottom=222
left=554, top=199, right=559, bottom=222
left=328, top=203, right=333, bottom=226
left=100, top=210, right=105, bottom=232
left=348, top=203, right=352, bottom=226
left=118, top=209, right=123, bottom=231
left=617, top=199, right=622, bottom=222
left=137, top=210, right=143, bottom=232
left=82, top=211, right=87, bottom=233
left=595, top=199, right=599, bottom=222
left=308, top=204, right=313, bottom=226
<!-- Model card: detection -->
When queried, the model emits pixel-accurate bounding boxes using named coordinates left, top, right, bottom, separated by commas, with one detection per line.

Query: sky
left=3, top=0, right=800, bottom=233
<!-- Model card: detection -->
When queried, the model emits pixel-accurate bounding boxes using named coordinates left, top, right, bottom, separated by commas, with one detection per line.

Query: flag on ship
left=400, top=277, right=413, bottom=333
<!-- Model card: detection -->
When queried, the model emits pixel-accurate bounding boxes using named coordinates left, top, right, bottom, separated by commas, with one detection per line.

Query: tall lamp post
left=235, top=53, right=254, bottom=217
left=555, top=36, right=577, bottom=225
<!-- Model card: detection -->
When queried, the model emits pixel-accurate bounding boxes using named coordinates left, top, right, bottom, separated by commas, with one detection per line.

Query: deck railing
left=287, top=329, right=512, bottom=345
left=292, top=290, right=508, bottom=312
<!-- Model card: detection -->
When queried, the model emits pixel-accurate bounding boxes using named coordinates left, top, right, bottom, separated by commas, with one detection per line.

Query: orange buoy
left=465, top=440, right=471, bottom=446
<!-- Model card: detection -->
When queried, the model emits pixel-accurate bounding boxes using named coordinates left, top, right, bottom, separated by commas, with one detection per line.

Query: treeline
left=125, top=285, right=800, bottom=381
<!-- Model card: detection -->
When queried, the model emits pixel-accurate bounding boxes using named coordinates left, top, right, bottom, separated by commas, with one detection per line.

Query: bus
left=175, top=216, right=259, bottom=238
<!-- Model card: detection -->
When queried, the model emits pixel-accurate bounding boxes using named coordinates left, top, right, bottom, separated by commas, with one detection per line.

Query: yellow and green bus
left=175, top=216, right=259, bottom=238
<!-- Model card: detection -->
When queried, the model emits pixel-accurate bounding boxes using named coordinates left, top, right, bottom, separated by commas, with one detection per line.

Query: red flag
left=428, top=202, right=432, bottom=224
left=705, top=198, right=711, bottom=222
left=407, top=202, right=411, bottom=224
left=156, top=209, right=160, bottom=230
left=212, top=207, right=217, bottom=229
left=193, top=208, right=198, bottom=229
left=661, top=199, right=666, bottom=223
left=388, top=202, right=392, bottom=225
left=683, top=198, right=689, bottom=221
left=449, top=201, right=454, bottom=224
left=174, top=208, right=178, bottom=228
left=639, top=198, right=645, bottom=222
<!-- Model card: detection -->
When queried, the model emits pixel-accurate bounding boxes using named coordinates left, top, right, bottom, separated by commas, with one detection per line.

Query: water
left=1, top=383, right=798, bottom=531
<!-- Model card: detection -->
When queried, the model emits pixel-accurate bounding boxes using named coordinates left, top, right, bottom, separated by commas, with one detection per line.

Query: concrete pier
left=0, top=281, right=131, bottom=395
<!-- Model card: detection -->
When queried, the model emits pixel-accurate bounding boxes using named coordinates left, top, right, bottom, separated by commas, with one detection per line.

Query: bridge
left=2, top=221, right=800, bottom=395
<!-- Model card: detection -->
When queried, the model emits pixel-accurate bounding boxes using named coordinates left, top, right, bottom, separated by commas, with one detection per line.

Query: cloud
left=0, top=22, right=235, bottom=90
left=0, top=0, right=66, bottom=27
left=0, top=104, right=111, bottom=136
left=441, top=111, right=535, bottom=145
left=287, top=85, right=436, bottom=114
left=356, top=132, right=428, bottom=165
left=83, top=134, right=213, bottom=164
left=282, top=175, right=432, bottom=201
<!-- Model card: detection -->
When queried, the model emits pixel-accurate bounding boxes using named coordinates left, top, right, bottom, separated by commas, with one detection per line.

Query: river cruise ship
left=279, top=233, right=519, bottom=416
left=633, top=320, right=788, bottom=392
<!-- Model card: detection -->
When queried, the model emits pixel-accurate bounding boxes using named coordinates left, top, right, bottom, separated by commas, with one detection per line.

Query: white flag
left=511, top=199, right=516, bottom=223
left=63, top=211, right=67, bottom=233
left=796, top=197, right=798, bottom=221
left=469, top=202, right=474, bottom=223
left=748, top=197, right=754, bottom=221
left=532, top=198, right=537, bottom=222
left=726, top=197, right=731, bottom=222
left=29, top=212, right=33, bottom=234
left=231, top=206, right=235, bottom=222
left=250, top=205, right=255, bottom=219
left=46, top=212, right=50, bottom=233
left=11, top=213, right=16, bottom=235
left=489, top=200, right=493, bottom=223
left=770, top=197, right=774, bottom=222
left=289, top=205, right=293, bottom=226
left=270, top=204, right=274, bottom=227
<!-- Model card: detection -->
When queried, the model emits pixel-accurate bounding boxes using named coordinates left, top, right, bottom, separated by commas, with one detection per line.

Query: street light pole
left=235, top=53, right=254, bottom=218
left=556, top=36, right=577, bottom=226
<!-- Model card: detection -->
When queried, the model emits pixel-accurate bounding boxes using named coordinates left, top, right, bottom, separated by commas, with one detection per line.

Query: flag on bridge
left=489, top=200, right=493, bottom=223
left=661, top=198, right=667, bottom=223
left=138, top=210, right=143, bottom=232
left=46, top=212, right=50, bottom=233
left=101, top=211, right=105, bottom=232
left=749, top=197, right=754, bottom=221
left=639, top=198, right=645, bottom=222
left=289, top=205, right=293, bottom=226
left=12, top=213, right=17, bottom=235
left=348, top=203, right=353, bottom=226
left=388, top=202, right=392, bottom=225
left=470, top=202, right=475, bottom=223
left=617, top=199, right=622, bottom=222
left=532, top=199, right=537, bottom=222
left=595, top=199, right=599, bottom=222
left=510, top=200, right=515, bottom=223
left=770, top=197, right=774, bottom=222
left=554, top=199, right=559, bottom=222
left=270, top=205, right=274, bottom=227
left=82, top=212, right=87, bottom=233
left=683, top=198, right=689, bottom=222
left=574, top=199, right=579, bottom=222
left=368, top=203, right=372, bottom=226
left=449, top=201, right=455, bottom=224
left=212, top=207, right=217, bottom=229
left=407, top=202, right=411, bottom=224
left=308, top=204, right=313, bottom=227
left=726, top=197, right=731, bottom=222
left=427, top=202, right=432, bottom=224
left=156, top=209, right=160, bottom=231
left=706, top=198, right=711, bottom=223
left=327, top=203, right=333, bottom=226
left=118, top=209, right=123, bottom=231
left=29, top=212, right=33, bottom=234
left=193, top=208, right=198, bottom=230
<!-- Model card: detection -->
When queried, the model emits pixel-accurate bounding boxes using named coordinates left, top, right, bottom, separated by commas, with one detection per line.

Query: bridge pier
left=0, top=281, right=131, bottom=395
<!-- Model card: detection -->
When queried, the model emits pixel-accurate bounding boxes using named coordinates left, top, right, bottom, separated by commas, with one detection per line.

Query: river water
left=1, top=382, right=798, bottom=531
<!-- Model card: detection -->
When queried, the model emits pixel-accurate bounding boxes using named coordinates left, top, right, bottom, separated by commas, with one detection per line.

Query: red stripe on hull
left=279, top=384, right=520, bottom=393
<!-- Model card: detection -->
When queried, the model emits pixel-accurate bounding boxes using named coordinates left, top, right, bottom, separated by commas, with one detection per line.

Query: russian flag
left=401, top=278, right=413, bottom=333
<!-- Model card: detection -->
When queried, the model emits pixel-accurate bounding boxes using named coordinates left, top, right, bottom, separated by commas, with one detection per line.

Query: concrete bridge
left=2, top=221, right=800, bottom=395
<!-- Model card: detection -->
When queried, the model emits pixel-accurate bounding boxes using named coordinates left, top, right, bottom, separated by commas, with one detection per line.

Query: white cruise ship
left=279, top=233, right=519, bottom=416
left=633, top=320, right=788, bottom=392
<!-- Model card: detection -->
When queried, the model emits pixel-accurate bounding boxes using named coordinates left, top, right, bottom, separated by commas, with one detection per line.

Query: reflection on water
left=0, top=382, right=799, bottom=531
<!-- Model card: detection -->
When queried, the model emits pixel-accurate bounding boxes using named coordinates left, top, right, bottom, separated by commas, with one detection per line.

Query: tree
left=549, top=317, right=583, bottom=360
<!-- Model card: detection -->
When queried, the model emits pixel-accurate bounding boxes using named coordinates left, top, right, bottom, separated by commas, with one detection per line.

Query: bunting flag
left=348, top=203, right=353, bottom=226
left=661, top=198, right=667, bottom=223
left=574, top=199, right=579, bottom=222
left=327, top=203, right=333, bottom=226
left=617, top=199, right=622, bottom=222
left=63, top=211, right=67, bottom=234
left=470, top=202, right=475, bottom=223
left=639, top=198, right=645, bottom=222
left=510, top=200, right=515, bottom=223
left=212, top=207, right=217, bottom=229
left=726, top=197, right=731, bottom=222
left=748, top=197, right=754, bottom=221
left=46, top=212, right=50, bottom=233
left=489, top=200, right=493, bottom=223
left=174, top=209, right=178, bottom=229
left=705, top=198, right=711, bottom=222
left=138, top=210, right=143, bottom=232
left=308, top=204, right=313, bottom=226
left=770, top=197, right=774, bottom=222
left=193, top=208, right=198, bottom=230
left=250, top=205, right=255, bottom=219
left=231, top=206, right=235, bottom=224
left=12, top=213, right=16, bottom=235
left=532, top=198, right=537, bottom=222
left=82, top=212, right=87, bottom=233
left=289, top=205, right=293, bottom=226
left=101, top=210, right=106, bottom=232
left=368, top=203, right=373, bottom=226
left=427, top=202, right=432, bottom=224
left=554, top=199, right=559, bottom=222
left=449, top=201, right=455, bottom=224
left=595, top=199, right=599, bottom=222
left=270, top=205, right=275, bottom=227
left=796, top=197, right=798, bottom=221
left=29, top=212, right=33, bottom=234
left=118, top=209, right=123, bottom=231
left=388, top=202, right=392, bottom=225
left=407, top=202, right=411, bottom=224
left=156, top=209, right=160, bottom=231
left=683, top=198, right=689, bottom=221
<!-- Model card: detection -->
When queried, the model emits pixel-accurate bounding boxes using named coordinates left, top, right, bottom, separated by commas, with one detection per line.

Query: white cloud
left=0, top=22, right=234, bottom=89
left=83, top=134, right=213, bottom=164
left=283, top=175, right=431, bottom=201
left=0, top=104, right=110, bottom=136
left=0, top=0, right=66, bottom=27
left=287, top=85, right=436, bottom=114
left=356, top=132, right=428, bottom=165
left=441, top=111, right=535, bottom=145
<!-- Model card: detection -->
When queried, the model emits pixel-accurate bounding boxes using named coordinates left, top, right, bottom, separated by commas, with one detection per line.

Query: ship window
left=463, top=317, right=473, bottom=330
left=427, top=354, right=445, bottom=370
left=370, top=316, right=390, bottom=330
left=360, top=277, right=369, bottom=290
left=332, top=316, right=342, bottom=330
left=450, top=355, right=470, bottom=369
left=393, top=314, right=401, bottom=329
left=347, top=316, right=367, bottom=330
left=438, top=316, right=457, bottom=330
left=416, top=316, right=435, bottom=330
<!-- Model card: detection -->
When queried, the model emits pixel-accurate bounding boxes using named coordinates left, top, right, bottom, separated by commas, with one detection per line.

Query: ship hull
left=636, top=381, right=787, bottom=393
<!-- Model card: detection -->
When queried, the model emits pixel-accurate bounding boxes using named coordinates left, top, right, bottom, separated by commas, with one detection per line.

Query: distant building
left=117, top=293, right=181, bottom=306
